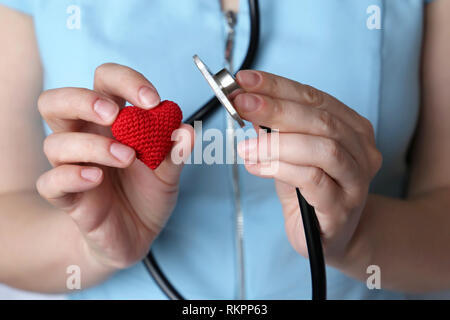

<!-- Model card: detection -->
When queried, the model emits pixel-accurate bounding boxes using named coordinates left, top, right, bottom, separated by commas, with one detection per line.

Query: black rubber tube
left=296, top=188, right=327, bottom=300
left=143, top=251, right=183, bottom=300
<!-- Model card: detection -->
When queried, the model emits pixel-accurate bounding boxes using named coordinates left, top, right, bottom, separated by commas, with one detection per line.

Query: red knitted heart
left=111, top=100, right=182, bottom=170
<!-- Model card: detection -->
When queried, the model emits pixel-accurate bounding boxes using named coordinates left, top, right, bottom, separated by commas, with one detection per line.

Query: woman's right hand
left=36, top=63, right=194, bottom=271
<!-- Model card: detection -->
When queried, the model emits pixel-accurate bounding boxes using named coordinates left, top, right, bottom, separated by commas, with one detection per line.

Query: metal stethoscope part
left=193, top=55, right=245, bottom=128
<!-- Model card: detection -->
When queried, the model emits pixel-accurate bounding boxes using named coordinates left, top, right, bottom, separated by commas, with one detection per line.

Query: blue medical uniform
left=1, top=0, right=444, bottom=299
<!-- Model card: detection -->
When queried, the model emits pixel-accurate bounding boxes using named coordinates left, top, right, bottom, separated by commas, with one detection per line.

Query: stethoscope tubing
left=143, top=0, right=326, bottom=300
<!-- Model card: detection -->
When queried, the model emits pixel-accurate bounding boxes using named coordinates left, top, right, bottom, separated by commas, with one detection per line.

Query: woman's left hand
left=234, top=70, right=383, bottom=264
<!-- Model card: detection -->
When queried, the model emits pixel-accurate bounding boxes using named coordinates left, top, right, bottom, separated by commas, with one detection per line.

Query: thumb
left=153, top=124, right=195, bottom=184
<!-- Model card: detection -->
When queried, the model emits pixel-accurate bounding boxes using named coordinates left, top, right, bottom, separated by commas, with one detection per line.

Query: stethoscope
left=143, top=0, right=327, bottom=300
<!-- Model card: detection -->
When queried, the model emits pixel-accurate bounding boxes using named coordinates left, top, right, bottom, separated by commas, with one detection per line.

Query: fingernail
left=94, top=99, right=118, bottom=122
left=139, top=86, right=160, bottom=109
left=110, top=143, right=134, bottom=163
left=81, top=168, right=102, bottom=182
left=235, top=93, right=261, bottom=113
left=237, top=70, right=261, bottom=88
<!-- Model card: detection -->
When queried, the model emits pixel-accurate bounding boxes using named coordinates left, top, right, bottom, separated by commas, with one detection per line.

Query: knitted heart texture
left=111, top=100, right=183, bottom=170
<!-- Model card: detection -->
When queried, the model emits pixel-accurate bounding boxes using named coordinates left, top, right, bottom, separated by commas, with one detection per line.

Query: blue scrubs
left=1, top=0, right=444, bottom=299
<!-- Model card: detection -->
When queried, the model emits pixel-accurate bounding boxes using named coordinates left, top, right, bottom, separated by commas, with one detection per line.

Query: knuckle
left=370, top=147, right=383, bottom=173
left=362, top=117, right=374, bottom=131
left=43, top=134, right=56, bottom=158
left=37, top=90, right=51, bottom=116
left=309, top=167, right=326, bottom=187
left=317, top=110, right=337, bottom=135
left=44, top=133, right=74, bottom=165
left=267, top=75, right=281, bottom=94
left=75, top=135, right=101, bottom=164
left=94, top=63, right=115, bottom=81
left=81, top=138, right=96, bottom=161
left=271, top=98, right=284, bottom=124
left=117, top=66, right=134, bottom=82
left=361, top=117, right=375, bottom=137
left=94, top=65, right=104, bottom=80
left=323, top=138, right=342, bottom=161
left=303, top=85, right=324, bottom=107
left=35, top=174, right=46, bottom=195
left=46, top=169, right=61, bottom=191
left=76, top=89, right=102, bottom=119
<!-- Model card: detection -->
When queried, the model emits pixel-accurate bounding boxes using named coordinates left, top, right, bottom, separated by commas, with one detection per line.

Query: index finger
left=94, top=63, right=160, bottom=109
left=236, top=70, right=320, bottom=105
left=235, top=70, right=373, bottom=139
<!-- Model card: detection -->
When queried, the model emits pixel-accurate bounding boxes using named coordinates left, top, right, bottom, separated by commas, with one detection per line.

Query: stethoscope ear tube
left=144, top=0, right=326, bottom=300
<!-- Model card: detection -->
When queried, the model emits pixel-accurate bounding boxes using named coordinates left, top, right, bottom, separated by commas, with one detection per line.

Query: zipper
left=222, top=8, right=246, bottom=300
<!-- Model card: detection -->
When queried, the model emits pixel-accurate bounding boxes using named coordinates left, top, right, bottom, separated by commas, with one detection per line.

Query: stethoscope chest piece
left=193, top=54, right=245, bottom=128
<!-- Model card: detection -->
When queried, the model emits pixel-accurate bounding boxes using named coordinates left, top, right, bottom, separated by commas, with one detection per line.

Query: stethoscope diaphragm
left=193, top=54, right=245, bottom=128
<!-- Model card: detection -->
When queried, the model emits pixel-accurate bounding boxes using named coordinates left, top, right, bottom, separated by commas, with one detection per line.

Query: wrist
left=75, top=236, right=120, bottom=288
left=327, top=195, right=376, bottom=279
